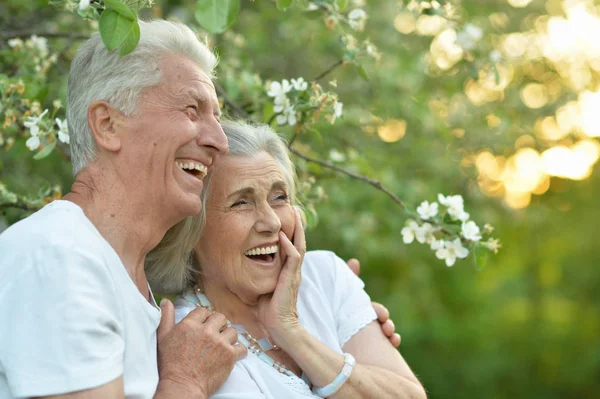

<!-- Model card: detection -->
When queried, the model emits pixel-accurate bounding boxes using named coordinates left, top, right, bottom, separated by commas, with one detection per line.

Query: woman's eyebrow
left=271, top=180, right=288, bottom=191
left=227, top=187, right=254, bottom=200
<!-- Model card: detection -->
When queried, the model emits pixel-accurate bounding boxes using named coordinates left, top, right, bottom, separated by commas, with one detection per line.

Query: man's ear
left=88, top=101, right=123, bottom=152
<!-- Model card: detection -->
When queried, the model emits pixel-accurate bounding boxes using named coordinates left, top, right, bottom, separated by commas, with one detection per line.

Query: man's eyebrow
left=189, top=90, right=221, bottom=116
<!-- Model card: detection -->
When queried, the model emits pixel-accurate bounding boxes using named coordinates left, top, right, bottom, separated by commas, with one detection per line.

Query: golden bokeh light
left=504, top=190, right=531, bottom=209
left=535, top=116, right=568, bottom=141
left=475, top=137, right=600, bottom=208
left=377, top=119, right=407, bottom=143
left=429, top=28, right=463, bottom=70
left=541, top=145, right=592, bottom=180
left=578, top=90, right=600, bottom=137
left=415, top=15, right=447, bottom=36
left=521, top=83, right=549, bottom=109
left=394, top=12, right=416, bottom=35
left=507, top=0, right=533, bottom=8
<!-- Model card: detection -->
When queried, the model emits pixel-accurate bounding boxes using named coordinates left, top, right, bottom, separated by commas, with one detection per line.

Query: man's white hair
left=67, top=19, right=217, bottom=175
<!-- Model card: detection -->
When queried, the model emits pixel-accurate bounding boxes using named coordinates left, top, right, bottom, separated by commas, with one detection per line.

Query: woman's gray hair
left=145, top=120, right=297, bottom=294
left=67, top=19, right=217, bottom=175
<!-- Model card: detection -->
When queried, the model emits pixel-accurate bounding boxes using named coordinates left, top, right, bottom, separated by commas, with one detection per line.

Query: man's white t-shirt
left=174, top=250, right=378, bottom=399
left=0, top=200, right=161, bottom=398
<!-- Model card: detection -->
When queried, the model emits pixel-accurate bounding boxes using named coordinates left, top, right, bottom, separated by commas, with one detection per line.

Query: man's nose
left=197, top=122, right=228, bottom=154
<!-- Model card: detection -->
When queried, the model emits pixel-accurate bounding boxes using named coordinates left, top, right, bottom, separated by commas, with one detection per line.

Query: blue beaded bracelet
left=312, top=353, right=356, bottom=398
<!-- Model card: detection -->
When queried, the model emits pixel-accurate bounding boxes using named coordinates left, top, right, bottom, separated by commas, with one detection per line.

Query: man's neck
left=63, top=165, right=171, bottom=298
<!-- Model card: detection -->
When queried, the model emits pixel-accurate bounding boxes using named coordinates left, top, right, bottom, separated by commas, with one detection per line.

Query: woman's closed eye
left=231, top=199, right=250, bottom=207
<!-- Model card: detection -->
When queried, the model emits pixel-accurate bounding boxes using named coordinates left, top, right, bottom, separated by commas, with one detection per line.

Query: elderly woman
left=146, top=121, right=426, bottom=398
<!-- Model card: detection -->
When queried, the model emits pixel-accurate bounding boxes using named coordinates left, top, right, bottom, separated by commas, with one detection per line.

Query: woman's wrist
left=268, top=321, right=306, bottom=351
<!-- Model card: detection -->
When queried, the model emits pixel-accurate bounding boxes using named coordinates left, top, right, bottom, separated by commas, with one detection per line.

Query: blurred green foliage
left=1, top=0, right=599, bottom=398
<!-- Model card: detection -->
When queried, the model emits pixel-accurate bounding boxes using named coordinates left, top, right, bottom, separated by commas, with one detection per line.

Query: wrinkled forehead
left=211, top=153, right=288, bottom=195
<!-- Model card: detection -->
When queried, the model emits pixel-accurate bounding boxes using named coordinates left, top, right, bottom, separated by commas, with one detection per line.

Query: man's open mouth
left=176, top=160, right=207, bottom=180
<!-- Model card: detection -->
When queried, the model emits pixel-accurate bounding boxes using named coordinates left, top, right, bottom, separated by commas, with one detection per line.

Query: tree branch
left=313, top=59, right=344, bottom=82
left=214, top=82, right=251, bottom=120
left=0, top=30, right=90, bottom=41
left=288, top=146, right=405, bottom=208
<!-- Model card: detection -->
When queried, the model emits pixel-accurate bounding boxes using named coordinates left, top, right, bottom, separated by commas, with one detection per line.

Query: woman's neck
left=201, top=281, right=270, bottom=339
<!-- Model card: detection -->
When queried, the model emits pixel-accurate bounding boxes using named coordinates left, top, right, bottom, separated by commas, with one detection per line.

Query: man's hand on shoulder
left=346, top=258, right=402, bottom=348
left=154, top=299, right=247, bottom=399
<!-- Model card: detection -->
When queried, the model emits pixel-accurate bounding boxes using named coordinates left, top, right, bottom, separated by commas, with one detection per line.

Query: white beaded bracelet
left=312, top=353, right=356, bottom=398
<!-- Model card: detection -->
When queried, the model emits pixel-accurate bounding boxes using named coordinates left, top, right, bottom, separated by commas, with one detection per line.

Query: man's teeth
left=245, top=245, right=279, bottom=256
left=176, top=161, right=207, bottom=175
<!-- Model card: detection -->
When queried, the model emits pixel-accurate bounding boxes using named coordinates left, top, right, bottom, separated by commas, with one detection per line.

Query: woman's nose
left=254, top=205, right=281, bottom=234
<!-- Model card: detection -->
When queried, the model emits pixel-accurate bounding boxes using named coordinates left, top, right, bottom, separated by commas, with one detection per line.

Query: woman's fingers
left=292, top=208, right=306, bottom=255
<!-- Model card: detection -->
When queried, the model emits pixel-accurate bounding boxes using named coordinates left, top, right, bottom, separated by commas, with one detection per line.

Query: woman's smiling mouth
left=244, top=244, right=279, bottom=263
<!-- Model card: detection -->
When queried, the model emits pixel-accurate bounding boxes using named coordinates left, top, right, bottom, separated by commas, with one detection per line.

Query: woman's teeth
left=244, top=245, right=279, bottom=256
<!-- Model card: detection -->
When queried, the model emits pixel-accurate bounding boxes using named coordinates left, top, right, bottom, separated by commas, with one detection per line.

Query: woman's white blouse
left=174, top=250, right=377, bottom=398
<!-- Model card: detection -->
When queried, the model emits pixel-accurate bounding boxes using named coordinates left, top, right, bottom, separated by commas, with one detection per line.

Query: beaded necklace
left=184, top=287, right=299, bottom=379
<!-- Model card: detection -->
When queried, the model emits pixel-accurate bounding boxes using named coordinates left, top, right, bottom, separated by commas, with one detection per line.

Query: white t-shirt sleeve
left=309, top=251, right=377, bottom=346
left=0, top=241, right=124, bottom=397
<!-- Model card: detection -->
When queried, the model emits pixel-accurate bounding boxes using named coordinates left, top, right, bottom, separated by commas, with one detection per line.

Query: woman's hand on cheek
left=258, top=208, right=306, bottom=344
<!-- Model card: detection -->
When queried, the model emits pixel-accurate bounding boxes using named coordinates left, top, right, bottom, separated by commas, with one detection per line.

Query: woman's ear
left=88, top=101, right=122, bottom=153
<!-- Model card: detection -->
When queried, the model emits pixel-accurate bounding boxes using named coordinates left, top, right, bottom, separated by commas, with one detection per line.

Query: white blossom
left=348, top=9, right=367, bottom=31
left=417, top=200, right=438, bottom=220
left=23, top=109, right=48, bottom=137
left=490, top=50, right=502, bottom=63
left=461, top=221, right=482, bottom=241
left=485, top=238, right=501, bottom=254
left=438, top=193, right=470, bottom=221
left=483, top=223, right=494, bottom=234
left=456, top=24, right=483, bottom=50
left=415, top=222, right=437, bottom=244
left=27, top=35, right=48, bottom=57
left=26, top=136, right=40, bottom=151
left=435, top=238, right=469, bottom=267
left=401, top=220, right=419, bottom=244
left=8, top=38, right=23, bottom=48
left=79, top=0, right=91, bottom=10
left=291, top=77, right=308, bottom=91
left=267, top=80, right=292, bottom=100
left=329, top=149, right=346, bottom=163
left=306, top=2, right=319, bottom=11
left=273, top=95, right=290, bottom=114
left=55, top=118, right=69, bottom=144
left=276, top=104, right=297, bottom=126
left=334, top=101, right=343, bottom=117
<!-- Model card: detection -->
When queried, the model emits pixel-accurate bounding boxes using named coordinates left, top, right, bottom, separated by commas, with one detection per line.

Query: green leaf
left=356, top=64, right=369, bottom=81
left=119, top=20, right=140, bottom=57
left=103, top=0, right=137, bottom=20
left=195, top=0, right=240, bottom=34
left=473, top=243, right=489, bottom=271
left=335, top=0, right=348, bottom=10
left=33, top=140, right=57, bottom=160
left=99, top=9, right=139, bottom=55
left=276, top=0, right=294, bottom=11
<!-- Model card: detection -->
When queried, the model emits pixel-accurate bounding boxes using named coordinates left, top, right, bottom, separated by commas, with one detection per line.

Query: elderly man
left=0, top=19, right=398, bottom=399
left=0, top=20, right=243, bottom=398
